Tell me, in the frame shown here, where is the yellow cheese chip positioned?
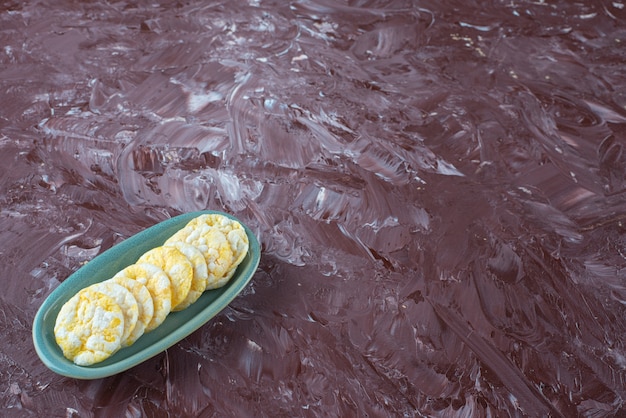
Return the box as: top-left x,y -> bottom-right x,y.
87,281 -> 139,347
137,246 -> 193,310
173,213 -> 249,289
184,213 -> 238,234
183,214 -> 249,265
214,228 -> 249,289
107,276 -> 154,346
166,223 -> 233,288
165,241 -> 208,310
54,288 -> 125,366
226,227 -> 249,268
113,263 -> 172,332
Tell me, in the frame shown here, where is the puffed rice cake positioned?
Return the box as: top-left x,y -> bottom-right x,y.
113,263 -> 172,332
88,281 -> 139,347
54,288 -> 125,366
137,246 -> 193,310
165,241 -> 209,311
108,276 -> 154,346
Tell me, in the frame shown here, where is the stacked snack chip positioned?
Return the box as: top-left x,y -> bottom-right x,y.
53,214 -> 249,366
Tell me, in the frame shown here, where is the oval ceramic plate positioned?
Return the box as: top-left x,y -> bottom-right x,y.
32,210 -> 260,379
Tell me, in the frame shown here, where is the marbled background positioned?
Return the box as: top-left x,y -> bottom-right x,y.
2,0 -> 626,416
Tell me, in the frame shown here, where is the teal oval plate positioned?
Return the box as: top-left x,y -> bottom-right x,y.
32,210 -> 260,380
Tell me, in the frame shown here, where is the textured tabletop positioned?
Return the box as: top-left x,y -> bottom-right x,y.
2,1 -> 626,416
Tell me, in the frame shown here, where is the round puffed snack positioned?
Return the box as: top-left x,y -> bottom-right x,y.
186,214 -> 248,264
166,223 -> 234,288
107,276 -> 154,346
175,213 -> 249,289
225,222 -> 249,267
113,263 -> 172,332
165,241 -> 208,310
137,246 -> 193,310
88,281 -> 139,347
185,213 -> 238,234
211,227 -> 249,289
54,288 -> 125,366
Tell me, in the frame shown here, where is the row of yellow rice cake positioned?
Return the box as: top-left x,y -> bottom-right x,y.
54,214 -> 249,366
